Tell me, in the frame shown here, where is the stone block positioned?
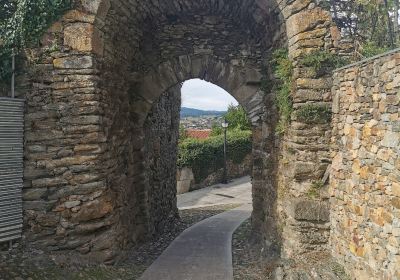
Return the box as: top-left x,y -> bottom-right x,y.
293,162 -> 315,181
176,167 -> 194,194
53,56 -> 94,69
286,8 -> 330,40
71,198 -> 113,222
382,131 -> 399,148
287,199 -> 330,222
64,23 -> 103,55
392,182 -> 400,197
23,188 -> 48,201
63,10 -> 95,23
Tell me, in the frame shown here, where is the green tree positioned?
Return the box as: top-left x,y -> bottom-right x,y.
211,104 -> 251,135
326,0 -> 400,56
211,122 -> 223,136
224,104 -> 251,131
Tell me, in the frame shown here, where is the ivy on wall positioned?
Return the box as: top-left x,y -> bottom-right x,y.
270,49 -> 293,135
177,130 -> 252,183
0,0 -> 71,82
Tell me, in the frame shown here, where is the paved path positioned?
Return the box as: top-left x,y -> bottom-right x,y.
177,176 -> 252,209
140,204 -> 252,280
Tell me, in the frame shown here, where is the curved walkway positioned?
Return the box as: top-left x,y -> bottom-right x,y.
140,204 -> 252,280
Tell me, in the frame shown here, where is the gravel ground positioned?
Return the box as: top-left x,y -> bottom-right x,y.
232,220 -> 351,280
0,204 -> 241,280
232,219 -> 278,280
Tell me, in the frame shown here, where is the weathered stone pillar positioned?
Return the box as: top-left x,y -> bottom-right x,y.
276,0 -> 340,258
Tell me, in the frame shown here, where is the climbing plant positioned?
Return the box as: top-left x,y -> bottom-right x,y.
0,0 -> 71,82
270,49 -> 293,135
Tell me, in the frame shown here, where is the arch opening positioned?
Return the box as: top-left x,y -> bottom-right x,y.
181,78 -> 239,112
143,78 -> 254,237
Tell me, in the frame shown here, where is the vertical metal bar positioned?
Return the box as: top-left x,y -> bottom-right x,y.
11,53 -> 15,98
223,124 -> 227,184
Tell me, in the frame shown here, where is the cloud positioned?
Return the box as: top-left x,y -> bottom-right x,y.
181,79 -> 238,111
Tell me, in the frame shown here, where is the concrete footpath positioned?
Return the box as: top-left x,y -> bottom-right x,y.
177,176 -> 252,209
140,204 -> 252,280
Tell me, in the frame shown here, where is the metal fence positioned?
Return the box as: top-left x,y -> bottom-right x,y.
0,97 -> 24,244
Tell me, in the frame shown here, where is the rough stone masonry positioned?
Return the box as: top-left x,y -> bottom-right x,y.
331,50 -> 400,280
15,0 -> 347,268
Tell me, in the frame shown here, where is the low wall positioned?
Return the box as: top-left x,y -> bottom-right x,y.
331,50 -> 400,279
177,154 -> 252,194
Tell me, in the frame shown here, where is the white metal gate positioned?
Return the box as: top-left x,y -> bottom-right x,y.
0,97 -> 24,244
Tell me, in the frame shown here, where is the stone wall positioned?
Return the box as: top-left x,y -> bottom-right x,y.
331,50 -> 400,279
144,89 -> 181,234
177,154 -> 252,194
177,168 -> 195,195
17,0 -> 341,264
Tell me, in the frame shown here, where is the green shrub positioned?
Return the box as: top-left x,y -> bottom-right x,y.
271,49 -> 293,134
295,104 -> 331,124
271,49 -> 293,80
299,50 -> 349,76
360,42 -> 390,58
177,130 -> 252,183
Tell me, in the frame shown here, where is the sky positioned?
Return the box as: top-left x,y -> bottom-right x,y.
181,79 -> 238,111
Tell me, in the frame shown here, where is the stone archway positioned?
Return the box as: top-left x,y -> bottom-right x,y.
22,0 -> 338,263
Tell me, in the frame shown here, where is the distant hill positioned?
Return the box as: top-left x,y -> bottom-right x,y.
180,107 -> 226,117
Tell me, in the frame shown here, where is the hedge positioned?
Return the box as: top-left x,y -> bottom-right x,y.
177,130 -> 252,183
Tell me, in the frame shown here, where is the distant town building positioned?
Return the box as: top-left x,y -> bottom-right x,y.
180,115 -> 223,130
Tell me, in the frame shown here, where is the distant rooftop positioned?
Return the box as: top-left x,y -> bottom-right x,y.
186,129 -> 212,140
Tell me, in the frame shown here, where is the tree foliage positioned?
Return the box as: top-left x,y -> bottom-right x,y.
211,104 -> 251,136
325,0 -> 400,57
224,104 -> 251,131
